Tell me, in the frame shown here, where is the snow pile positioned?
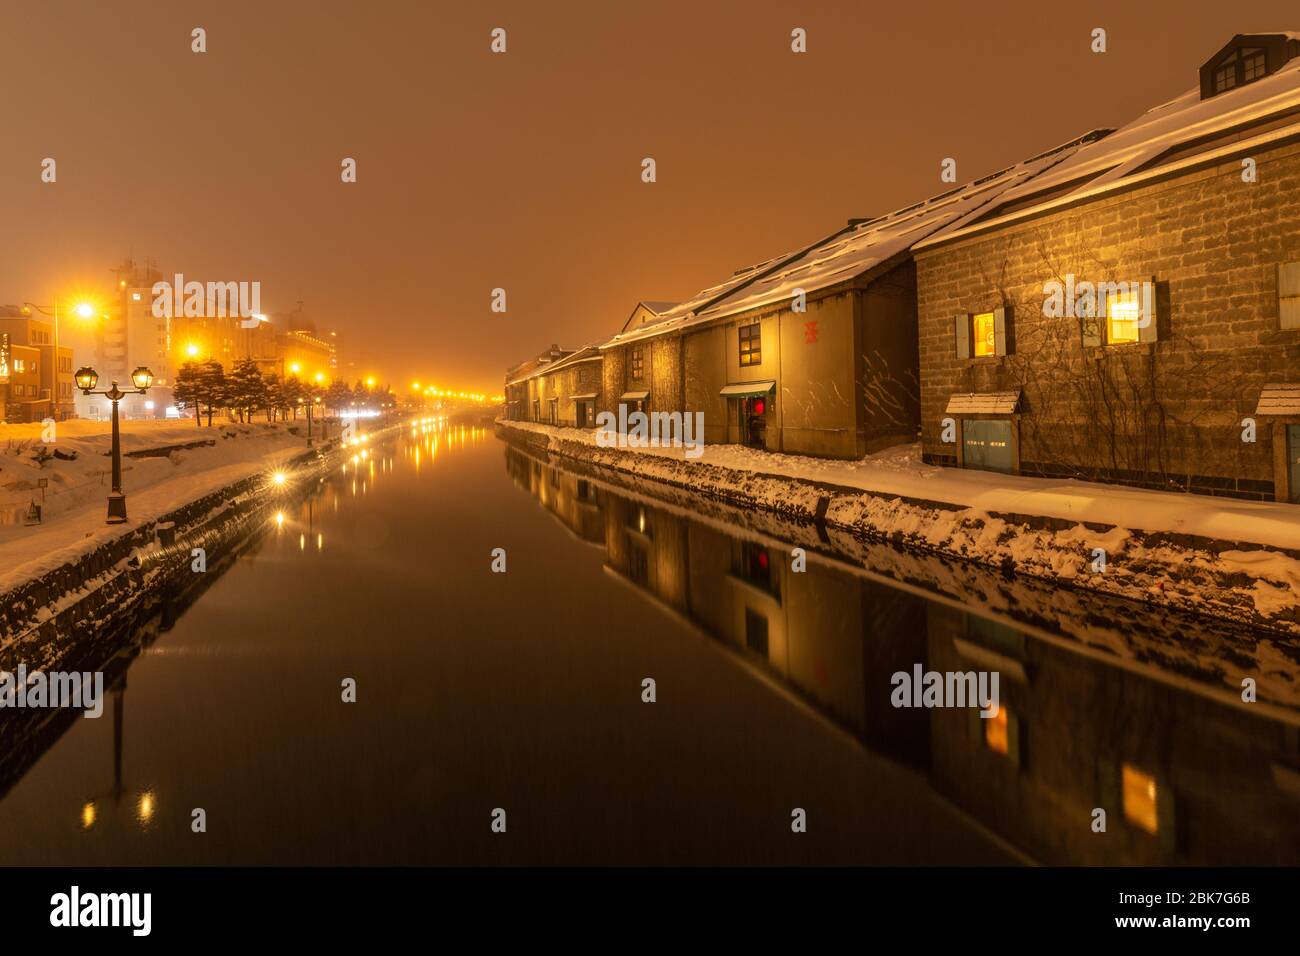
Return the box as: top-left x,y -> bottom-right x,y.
498,420 -> 1300,634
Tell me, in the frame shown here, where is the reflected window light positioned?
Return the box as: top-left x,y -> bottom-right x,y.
316,533 -> 323,551
984,706 -> 1010,755
81,801 -> 97,830
274,511 -> 285,528
1122,764 -> 1159,834
137,791 -> 155,824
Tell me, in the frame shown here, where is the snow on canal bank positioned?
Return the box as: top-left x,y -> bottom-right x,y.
498,420 -> 1300,634
0,419 -> 314,598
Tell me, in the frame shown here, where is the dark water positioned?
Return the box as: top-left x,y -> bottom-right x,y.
1,422 -> 1297,865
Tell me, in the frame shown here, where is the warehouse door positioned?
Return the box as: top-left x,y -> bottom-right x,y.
962,419 -> 1013,474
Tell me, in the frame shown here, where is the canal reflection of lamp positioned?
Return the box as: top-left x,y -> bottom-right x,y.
80,677 -> 155,832
75,365 -> 155,524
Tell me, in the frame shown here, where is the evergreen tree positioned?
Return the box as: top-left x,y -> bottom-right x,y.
228,359 -> 267,423
263,372 -> 284,422
196,359 -> 228,427
280,375 -> 305,419
326,378 -> 352,414
172,361 -> 204,428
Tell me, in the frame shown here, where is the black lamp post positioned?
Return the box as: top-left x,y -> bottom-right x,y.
306,395 -> 322,446
75,365 -> 154,524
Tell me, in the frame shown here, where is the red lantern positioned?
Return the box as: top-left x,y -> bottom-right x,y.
753,398 -> 765,416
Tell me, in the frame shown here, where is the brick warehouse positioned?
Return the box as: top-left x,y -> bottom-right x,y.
914,32 -> 1300,503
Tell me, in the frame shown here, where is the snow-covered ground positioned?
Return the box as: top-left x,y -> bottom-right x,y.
500,420 -> 1300,551
0,419 -> 314,596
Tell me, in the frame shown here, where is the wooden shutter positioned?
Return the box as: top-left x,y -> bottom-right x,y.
1279,261 -> 1300,330
954,314 -> 970,359
993,305 -> 1012,355
1138,276 -> 1159,343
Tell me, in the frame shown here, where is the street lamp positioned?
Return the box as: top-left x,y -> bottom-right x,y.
303,394 -> 324,446
22,298 -> 97,421
75,365 -> 154,524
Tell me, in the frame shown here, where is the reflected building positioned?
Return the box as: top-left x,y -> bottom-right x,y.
505,441 -> 1300,865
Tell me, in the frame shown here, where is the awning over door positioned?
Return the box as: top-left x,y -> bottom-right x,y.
571,392 -> 598,401
1254,383 -> 1300,415
618,390 -> 649,402
719,380 -> 776,398
945,390 -> 1021,415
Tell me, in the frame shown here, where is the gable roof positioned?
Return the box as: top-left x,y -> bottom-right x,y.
618,300 -> 681,334
511,345 -> 604,384
918,32 -> 1300,249
600,129 -> 1109,349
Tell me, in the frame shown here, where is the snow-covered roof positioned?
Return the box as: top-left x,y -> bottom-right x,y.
947,390 -> 1021,415
601,252 -> 817,349
918,32 -> 1300,249
511,345 -> 603,384
599,131 -> 1108,349
1255,383 -> 1300,415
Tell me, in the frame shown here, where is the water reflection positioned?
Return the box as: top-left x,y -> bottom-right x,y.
505,442 -> 1300,866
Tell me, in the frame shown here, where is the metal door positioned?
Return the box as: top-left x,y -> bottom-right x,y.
962,419 -> 1013,474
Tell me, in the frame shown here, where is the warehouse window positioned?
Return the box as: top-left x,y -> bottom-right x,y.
1214,48 -> 1266,94
954,307 -> 1012,358
738,322 -> 761,366
972,312 -> 996,357
1106,289 -> 1143,345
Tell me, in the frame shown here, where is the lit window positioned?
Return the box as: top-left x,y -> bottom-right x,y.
739,322 -> 761,366
1122,764 -> 1159,834
1106,290 -> 1142,344
972,312 -> 996,356
630,348 -> 644,379
984,706 -> 1010,755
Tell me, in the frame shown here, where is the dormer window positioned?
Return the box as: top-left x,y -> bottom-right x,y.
1213,48 -> 1266,93
1199,34 -> 1300,100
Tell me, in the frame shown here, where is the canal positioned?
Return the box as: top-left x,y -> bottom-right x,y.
0,421 -> 1296,865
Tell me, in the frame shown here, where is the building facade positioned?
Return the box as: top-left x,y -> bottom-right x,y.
914,33 -> 1300,502
0,310 -> 75,423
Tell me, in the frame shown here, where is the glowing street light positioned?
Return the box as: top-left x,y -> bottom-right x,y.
22,297 -> 102,421
75,365 -> 155,523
